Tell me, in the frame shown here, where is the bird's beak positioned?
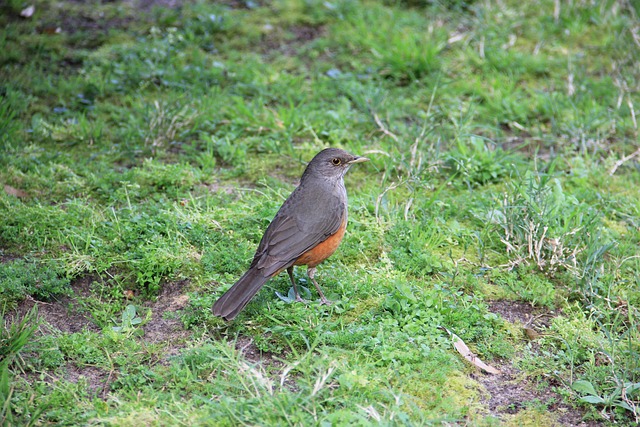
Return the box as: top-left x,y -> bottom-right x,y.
348,156 -> 369,164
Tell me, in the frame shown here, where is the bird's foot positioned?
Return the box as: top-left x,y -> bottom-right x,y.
319,298 -> 333,306
294,295 -> 309,304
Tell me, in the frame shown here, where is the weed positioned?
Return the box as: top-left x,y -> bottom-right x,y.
143,100 -> 199,151
1,305 -> 38,365
446,136 -> 512,187
489,167 -> 603,274
330,3 -> 448,81
0,306 -> 47,426
573,379 -> 640,419
111,304 -> 144,337
0,259 -> 71,309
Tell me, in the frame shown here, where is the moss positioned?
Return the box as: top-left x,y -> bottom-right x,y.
442,372 -> 485,420
506,408 -> 560,427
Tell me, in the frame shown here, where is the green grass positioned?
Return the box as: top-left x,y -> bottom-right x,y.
1,0 -> 640,424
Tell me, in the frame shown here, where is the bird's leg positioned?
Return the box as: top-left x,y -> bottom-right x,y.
307,267 -> 332,305
287,266 -> 307,303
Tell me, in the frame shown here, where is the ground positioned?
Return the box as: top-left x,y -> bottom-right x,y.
8,272 -> 599,425
1,0 -> 639,425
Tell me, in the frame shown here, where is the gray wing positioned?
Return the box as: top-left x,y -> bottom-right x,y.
250,185 -> 345,277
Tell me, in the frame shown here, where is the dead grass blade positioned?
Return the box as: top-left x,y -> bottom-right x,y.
441,326 -> 500,375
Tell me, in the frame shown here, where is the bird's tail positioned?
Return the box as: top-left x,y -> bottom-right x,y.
212,268 -> 269,321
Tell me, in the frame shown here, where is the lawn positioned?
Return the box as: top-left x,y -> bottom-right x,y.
1,0 -> 639,425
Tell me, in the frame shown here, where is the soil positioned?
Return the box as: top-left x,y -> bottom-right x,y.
9,0 -> 187,44
141,279 -> 192,357
11,273 -> 194,397
234,336 -> 301,392
6,276 -> 605,422
489,299 -> 557,329
235,336 -> 282,365
16,275 -> 101,334
474,364 -> 601,426
260,24 -> 325,57
65,364 -> 113,397
479,300 -> 602,426
0,252 -> 21,263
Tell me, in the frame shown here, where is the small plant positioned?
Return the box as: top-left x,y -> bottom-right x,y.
573,379 -> 640,422
0,259 -> 71,310
1,305 -> 38,364
446,136 -> 510,187
488,169 -> 602,275
111,305 -> 143,337
275,284 -> 312,303
144,100 -> 199,151
0,306 -> 46,426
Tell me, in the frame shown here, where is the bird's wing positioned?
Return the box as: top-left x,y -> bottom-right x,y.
251,184 -> 345,276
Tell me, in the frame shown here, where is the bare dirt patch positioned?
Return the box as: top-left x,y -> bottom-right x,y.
260,24 -> 325,57
11,275 -> 109,396
9,0 -> 185,47
65,364 -> 112,398
235,336 -> 283,367
477,300 -> 600,426
0,253 -> 22,263
17,275 -> 100,334
136,0 -> 185,10
235,336 -> 301,392
474,365 -> 600,426
15,279 -> 193,398
489,300 -> 557,330
62,0 -> 185,14
141,280 -> 192,358
290,25 -> 324,44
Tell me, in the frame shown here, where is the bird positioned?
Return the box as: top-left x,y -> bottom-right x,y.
212,148 -> 369,321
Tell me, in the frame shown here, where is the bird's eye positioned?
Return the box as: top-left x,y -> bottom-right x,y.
331,158 -> 341,165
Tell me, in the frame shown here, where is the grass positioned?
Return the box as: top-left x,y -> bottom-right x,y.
1,0 -> 640,424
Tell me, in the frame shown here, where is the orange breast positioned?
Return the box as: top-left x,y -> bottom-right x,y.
294,218 -> 347,268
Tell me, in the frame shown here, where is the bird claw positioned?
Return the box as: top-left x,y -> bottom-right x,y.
294,296 -> 333,306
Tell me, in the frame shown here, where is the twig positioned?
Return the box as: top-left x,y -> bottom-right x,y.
404,198 -> 413,221
533,41 -> 542,55
239,337 -> 254,354
26,295 -> 54,305
631,26 -> 640,48
372,112 -> 398,142
375,180 -> 402,223
628,94 -> 637,130
609,147 -> 640,176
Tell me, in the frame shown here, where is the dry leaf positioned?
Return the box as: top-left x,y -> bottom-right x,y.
524,327 -> 541,340
4,185 -> 28,198
21,5 -> 35,18
441,326 -> 500,374
40,27 -> 62,35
